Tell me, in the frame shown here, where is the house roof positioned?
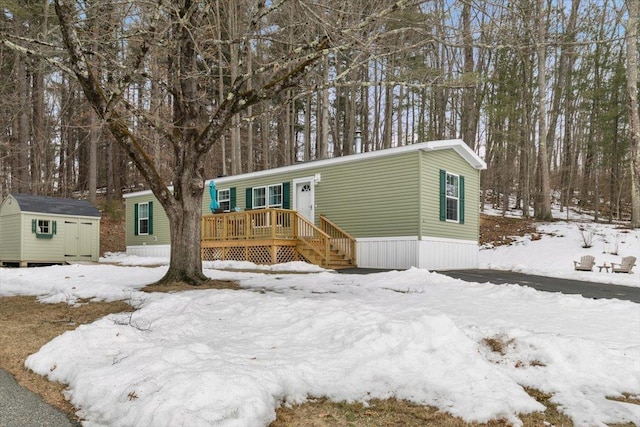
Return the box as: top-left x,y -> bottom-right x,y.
9,193 -> 101,217
124,139 -> 486,198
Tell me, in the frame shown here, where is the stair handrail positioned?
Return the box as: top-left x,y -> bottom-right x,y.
319,214 -> 356,263
295,213 -> 332,266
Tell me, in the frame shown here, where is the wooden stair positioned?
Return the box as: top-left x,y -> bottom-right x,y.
297,244 -> 354,269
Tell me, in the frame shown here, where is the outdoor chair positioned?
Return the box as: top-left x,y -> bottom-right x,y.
611,256 -> 637,274
573,255 -> 595,272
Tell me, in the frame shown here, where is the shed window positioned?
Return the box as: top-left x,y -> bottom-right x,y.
38,219 -> 51,234
439,170 -> 465,224
32,219 -> 56,238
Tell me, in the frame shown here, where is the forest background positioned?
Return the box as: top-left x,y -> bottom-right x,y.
1,0 -> 638,225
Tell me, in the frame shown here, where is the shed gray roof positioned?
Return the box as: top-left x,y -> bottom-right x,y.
10,193 -> 101,217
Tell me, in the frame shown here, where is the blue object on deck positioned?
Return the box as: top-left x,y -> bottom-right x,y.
209,181 -> 220,213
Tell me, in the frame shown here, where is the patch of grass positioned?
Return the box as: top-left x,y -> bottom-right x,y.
482,335 -> 515,356
0,296 -> 131,422
607,393 -> 640,405
271,393 -> 583,427
141,279 -> 240,293
480,214 -> 538,247
271,397 -> 503,427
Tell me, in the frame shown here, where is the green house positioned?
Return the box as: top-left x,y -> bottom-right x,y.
0,193 -> 101,267
124,139 -> 486,270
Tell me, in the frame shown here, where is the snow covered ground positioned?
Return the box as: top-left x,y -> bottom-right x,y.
0,214 -> 639,426
479,219 -> 640,288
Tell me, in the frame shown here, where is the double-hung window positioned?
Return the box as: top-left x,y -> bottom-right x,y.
218,189 -> 231,212
134,201 -> 153,236
252,184 -> 283,209
446,173 -> 459,222
439,170 -> 465,224
138,202 -> 149,235
252,187 -> 267,209
268,185 -> 283,208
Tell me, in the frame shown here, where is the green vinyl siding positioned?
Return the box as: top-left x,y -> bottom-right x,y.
202,151 -> 422,238
128,143 -> 482,247
420,150 -> 479,242
125,194 -> 170,246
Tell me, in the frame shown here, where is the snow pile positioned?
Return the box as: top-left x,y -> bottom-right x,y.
7,265 -> 637,426
0,263 -> 163,304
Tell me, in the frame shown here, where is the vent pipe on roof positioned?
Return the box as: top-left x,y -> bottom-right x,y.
354,130 -> 362,154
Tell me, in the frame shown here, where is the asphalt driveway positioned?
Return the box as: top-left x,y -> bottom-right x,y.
440,269 -> 640,303
338,268 -> 640,303
0,368 -> 77,427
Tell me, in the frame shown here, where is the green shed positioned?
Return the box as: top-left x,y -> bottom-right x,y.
123,139 -> 486,270
0,194 -> 101,267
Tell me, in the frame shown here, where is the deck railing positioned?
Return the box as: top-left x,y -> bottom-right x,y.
295,215 -> 332,266
202,208 -> 343,267
202,209 -> 296,241
320,214 -> 356,262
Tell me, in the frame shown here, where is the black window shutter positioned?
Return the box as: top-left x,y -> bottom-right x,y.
459,176 -> 465,224
32,219 -> 36,234
134,203 -> 139,235
282,182 -> 290,209
439,170 -> 446,221
245,188 -> 252,209
148,201 -> 153,234
230,187 -> 236,210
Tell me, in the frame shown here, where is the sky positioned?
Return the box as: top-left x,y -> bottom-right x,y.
0,215 -> 638,426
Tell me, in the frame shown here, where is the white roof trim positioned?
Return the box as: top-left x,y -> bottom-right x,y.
124,139 -> 486,198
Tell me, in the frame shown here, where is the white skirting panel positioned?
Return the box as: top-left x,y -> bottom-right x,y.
417,237 -> 479,270
356,237 -> 419,270
127,244 -> 170,258
356,236 -> 478,270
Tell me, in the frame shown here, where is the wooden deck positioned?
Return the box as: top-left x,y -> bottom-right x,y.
201,209 -> 355,269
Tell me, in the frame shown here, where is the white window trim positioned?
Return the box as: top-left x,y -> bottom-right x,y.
268,184 -> 283,208
445,172 -> 460,223
138,202 -> 150,235
252,186 -> 267,209
253,184 -> 283,209
218,188 -> 231,212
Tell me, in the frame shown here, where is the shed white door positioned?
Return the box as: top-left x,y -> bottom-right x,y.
65,220 -> 93,261
294,179 -> 314,223
64,221 -> 78,259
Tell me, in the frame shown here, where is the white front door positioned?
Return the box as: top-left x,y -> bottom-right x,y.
293,178 -> 315,223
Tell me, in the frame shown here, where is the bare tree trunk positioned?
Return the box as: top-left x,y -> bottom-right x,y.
535,0 -> 553,220
319,57 -> 330,159
87,107 -> 98,205
246,47 -> 254,173
304,94 -> 312,161
461,0 -> 477,149
627,0 -> 640,227
16,53 -> 30,193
